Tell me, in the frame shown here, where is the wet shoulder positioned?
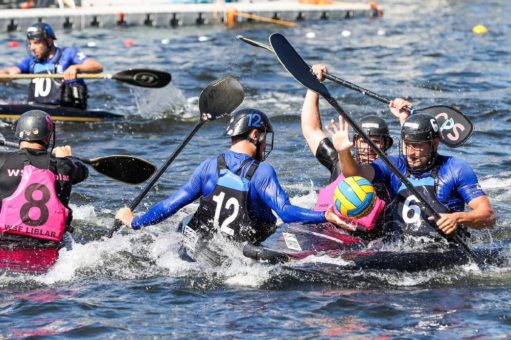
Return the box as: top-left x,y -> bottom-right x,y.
252,161 -> 276,179
437,155 -> 474,178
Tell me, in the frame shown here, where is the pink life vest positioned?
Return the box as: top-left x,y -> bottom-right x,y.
0,163 -> 68,242
314,174 -> 385,232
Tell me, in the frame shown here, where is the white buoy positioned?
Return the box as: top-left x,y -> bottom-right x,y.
86,41 -> 97,47
377,29 -> 385,36
306,31 -> 316,39
198,36 -> 209,42
341,30 -> 351,37
161,38 -> 170,45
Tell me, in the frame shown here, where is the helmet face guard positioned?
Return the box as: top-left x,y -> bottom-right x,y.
400,139 -> 437,173
258,129 -> 274,161
353,135 -> 390,164
352,115 -> 393,164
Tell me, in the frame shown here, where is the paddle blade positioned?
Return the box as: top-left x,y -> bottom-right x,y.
237,35 -> 274,53
269,33 -> 331,98
413,105 -> 473,147
112,69 -> 171,88
199,76 -> 244,121
88,155 -> 156,185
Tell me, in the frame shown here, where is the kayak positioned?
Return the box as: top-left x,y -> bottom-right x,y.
0,243 -> 59,274
243,223 -> 509,272
0,103 -> 124,122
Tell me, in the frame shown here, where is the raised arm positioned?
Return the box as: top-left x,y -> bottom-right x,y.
301,64 -> 329,155
327,116 -> 375,181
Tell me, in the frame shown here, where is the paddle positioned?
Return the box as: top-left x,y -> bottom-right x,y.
0,139 -> 156,185
237,35 -> 473,148
268,32 -> 484,265
107,75 -> 245,237
0,69 -> 171,88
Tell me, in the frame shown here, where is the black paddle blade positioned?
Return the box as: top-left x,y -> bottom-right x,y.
412,105 -> 473,148
199,76 -> 244,121
88,155 -> 156,185
112,69 -> 171,88
269,33 -> 331,98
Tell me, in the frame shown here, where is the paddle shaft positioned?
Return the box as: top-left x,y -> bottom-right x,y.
108,121 -> 204,236
323,73 -> 397,108
0,69 -> 171,88
0,73 -> 119,80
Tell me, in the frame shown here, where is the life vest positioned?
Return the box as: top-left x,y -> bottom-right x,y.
28,48 -> 64,106
315,174 -> 386,233
183,154 -> 274,255
388,166 -> 453,239
0,154 -> 68,242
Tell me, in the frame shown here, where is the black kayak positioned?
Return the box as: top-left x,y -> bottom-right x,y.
243,223 -> 509,272
0,103 -> 124,122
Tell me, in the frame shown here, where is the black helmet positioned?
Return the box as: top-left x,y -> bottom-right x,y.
401,114 -> 440,172
226,108 -> 274,137
354,115 -> 393,150
401,114 -> 439,143
226,108 -> 274,160
15,110 -> 55,146
26,22 -> 57,41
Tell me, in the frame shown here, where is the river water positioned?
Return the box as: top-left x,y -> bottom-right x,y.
0,0 -> 510,337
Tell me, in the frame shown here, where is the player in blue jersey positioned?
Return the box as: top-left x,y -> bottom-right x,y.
329,106 -> 495,239
0,22 -> 103,109
116,108 -> 344,245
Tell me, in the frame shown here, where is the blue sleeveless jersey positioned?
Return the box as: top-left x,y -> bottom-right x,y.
371,154 -> 485,212
16,47 -> 88,85
131,150 -> 326,229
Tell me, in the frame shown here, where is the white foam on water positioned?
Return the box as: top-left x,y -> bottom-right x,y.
68,203 -> 97,220
131,83 -> 190,120
2,184 -> 507,288
306,32 -> 316,39
479,173 -> 511,202
292,254 -> 353,267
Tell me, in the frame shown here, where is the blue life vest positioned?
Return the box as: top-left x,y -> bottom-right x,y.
184,154 -> 273,256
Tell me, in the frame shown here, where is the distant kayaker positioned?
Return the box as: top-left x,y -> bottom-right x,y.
0,22 -> 103,109
302,64 -> 397,240
331,108 -> 496,239
0,110 -> 88,248
116,108 -> 345,257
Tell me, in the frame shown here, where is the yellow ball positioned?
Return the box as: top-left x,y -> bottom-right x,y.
333,176 -> 375,218
472,24 -> 488,35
